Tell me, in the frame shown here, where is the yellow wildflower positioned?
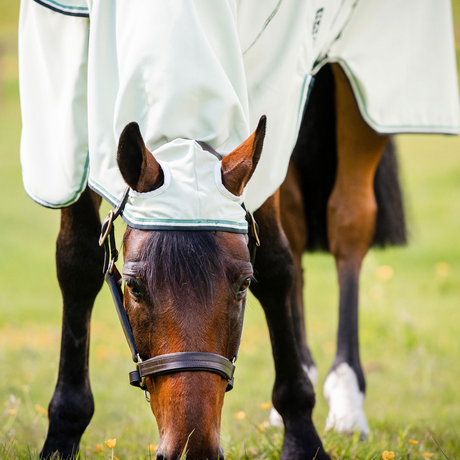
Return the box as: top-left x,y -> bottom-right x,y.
105,438 -> 117,449
423,453 -> 434,458
376,266 -> 394,281
149,444 -> 158,453
96,443 -> 104,451
8,409 -> 17,416
409,439 -> 419,445
259,402 -> 271,410
382,451 -> 395,460
35,404 -> 48,416
257,420 -> 270,432
435,262 -> 449,276
113,456 -> 120,460
234,411 -> 246,420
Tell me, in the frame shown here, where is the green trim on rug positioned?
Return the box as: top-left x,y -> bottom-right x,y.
39,0 -> 88,11
312,58 -> 459,132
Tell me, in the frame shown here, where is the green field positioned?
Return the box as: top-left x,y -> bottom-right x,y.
1,1 -> 460,459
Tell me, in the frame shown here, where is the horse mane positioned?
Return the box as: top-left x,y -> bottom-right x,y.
125,230 -> 226,306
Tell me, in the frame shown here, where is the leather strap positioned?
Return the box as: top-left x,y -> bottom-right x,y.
130,352 -> 235,392
196,141 -> 221,160
105,265 -> 139,362
100,187 -> 130,273
243,203 -> 260,266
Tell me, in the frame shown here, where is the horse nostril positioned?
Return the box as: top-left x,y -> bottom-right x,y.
154,447 -> 165,460
155,447 -> 223,460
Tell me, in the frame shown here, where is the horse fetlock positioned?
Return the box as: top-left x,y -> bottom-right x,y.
323,362 -> 369,436
49,387 -> 94,419
269,365 -> 318,429
281,418 -> 330,460
272,378 -> 315,423
45,386 -> 95,444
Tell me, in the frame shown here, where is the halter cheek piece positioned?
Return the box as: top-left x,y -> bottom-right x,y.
99,186 -> 260,395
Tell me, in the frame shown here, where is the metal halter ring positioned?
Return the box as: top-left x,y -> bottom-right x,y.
99,210 -> 114,246
137,353 -> 147,390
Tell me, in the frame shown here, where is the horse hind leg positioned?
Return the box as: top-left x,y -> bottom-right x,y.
41,188 -> 104,459
323,63 -> 389,437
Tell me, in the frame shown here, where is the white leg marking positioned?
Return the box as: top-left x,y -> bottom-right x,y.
304,364 -> 318,387
323,363 -> 369,436
268,407 -> 284,428
268,365 -> 318,429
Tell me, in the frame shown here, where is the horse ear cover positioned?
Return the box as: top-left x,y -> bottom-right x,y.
117,122 -> 163,193
221,115 -> 266,196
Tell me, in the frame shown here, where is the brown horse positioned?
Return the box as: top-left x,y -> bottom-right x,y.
40,64 -> 405,460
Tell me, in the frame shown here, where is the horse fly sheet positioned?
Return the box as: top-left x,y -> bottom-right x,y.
19,0 -> 459,229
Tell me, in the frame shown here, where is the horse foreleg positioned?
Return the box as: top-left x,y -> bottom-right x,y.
323,64 -> 389,437
266,160 -> 317,429
41,188 -> 104,459
251,192 -> 329,460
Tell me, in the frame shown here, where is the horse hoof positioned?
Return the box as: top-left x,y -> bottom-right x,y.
323,363 -> 369,436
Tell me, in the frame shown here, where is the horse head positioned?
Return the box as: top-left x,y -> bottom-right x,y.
116,118 -> 266,460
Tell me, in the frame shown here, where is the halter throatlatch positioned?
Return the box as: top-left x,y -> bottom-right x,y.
99,186 -> 260,395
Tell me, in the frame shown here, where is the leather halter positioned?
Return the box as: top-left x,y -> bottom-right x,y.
99,185 -> 260,395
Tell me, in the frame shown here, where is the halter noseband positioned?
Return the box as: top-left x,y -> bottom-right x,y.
99,186 -> 260,395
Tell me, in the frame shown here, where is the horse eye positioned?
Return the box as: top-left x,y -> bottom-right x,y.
124,278 -> 144,299
239,277 -> 251,293
242,277 -> 251,290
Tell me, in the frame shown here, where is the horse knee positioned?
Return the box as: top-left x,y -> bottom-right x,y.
56,234 -> 104,299
56,207 -> 104,301
251,238 -> 295,306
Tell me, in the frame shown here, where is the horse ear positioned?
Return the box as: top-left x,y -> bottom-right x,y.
117,122 -> 164,193
221,116 -> 266,196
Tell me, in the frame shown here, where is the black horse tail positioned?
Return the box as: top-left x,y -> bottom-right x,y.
291,64 -> 407,253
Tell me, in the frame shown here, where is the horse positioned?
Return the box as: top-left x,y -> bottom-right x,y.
37,62 -> 406,460
18,1 -> 457,459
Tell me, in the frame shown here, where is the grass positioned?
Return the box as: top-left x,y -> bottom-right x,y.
1,0 -> 460,458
